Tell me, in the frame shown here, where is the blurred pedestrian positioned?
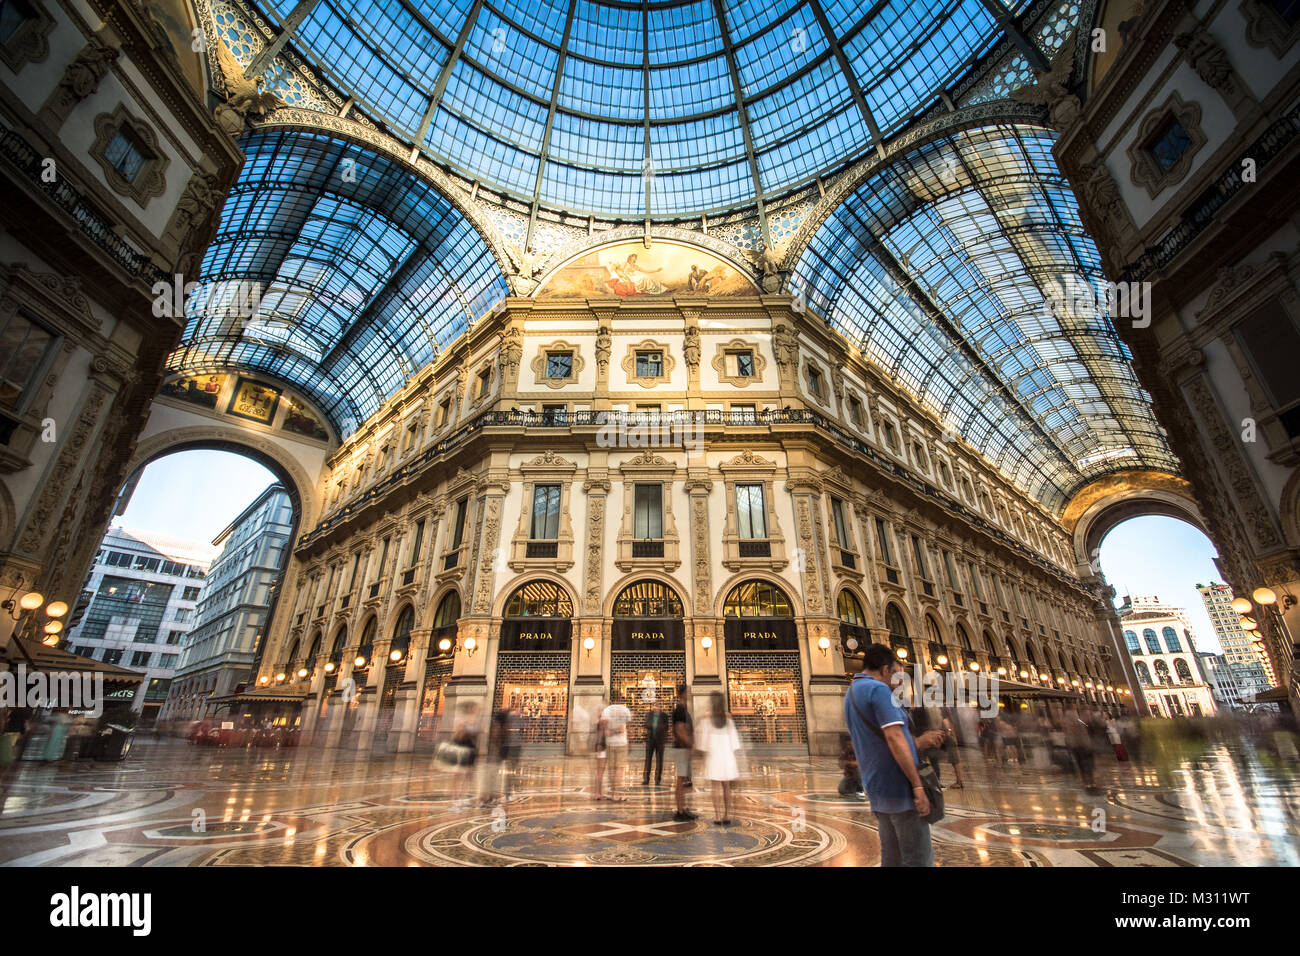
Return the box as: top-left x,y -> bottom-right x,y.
838,734 -> 864,797
671,684 -> 696,821
600,696 -> 632,801
447,702 -> 480,807
643,702 -> 667,786
940,705 -> 965,788
697,691 -> 742,825
482,705 -> 522,805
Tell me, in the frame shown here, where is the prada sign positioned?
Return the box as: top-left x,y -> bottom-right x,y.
611,619 -> 685,652
724,618 -> 798,651
499,619 -> 572,652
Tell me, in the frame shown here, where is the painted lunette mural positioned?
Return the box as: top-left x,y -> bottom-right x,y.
536,241 -> 756,299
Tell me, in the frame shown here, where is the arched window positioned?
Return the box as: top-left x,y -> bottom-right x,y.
1175,658 -> 1193,683
884,603 -> 908,637
724,580 -> 793,617
957,623 -> 973,650
356,617 -> 377,668
1153,659 -> 1171,685
306,631 -> 322,660
1143,629 -> 1161,655
434,592 -> 461,628
1025,642 -> 1038,665
613,580 -> 684,617
1124,629 -> 1140,653
391,605 -> 415,654
504,580 -> 573,617
1163,626 -> 1182,653
330,626 -> 347,659
925,614 -> 943,645
281,639 -> 299,671
1135,661 -> 1152,685
837,590 -> 865,626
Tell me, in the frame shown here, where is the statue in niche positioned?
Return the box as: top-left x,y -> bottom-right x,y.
683,325 -> 701,370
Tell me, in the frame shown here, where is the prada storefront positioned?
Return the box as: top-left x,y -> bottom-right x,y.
417,591 -> 460,748
495,581 -> 573,744
610,580 -> 686,744
722,580 -> 807,745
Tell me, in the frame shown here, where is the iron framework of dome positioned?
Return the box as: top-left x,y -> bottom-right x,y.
171,0 -> 1178,514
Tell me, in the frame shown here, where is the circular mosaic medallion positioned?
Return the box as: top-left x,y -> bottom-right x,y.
402,805 -> 845,866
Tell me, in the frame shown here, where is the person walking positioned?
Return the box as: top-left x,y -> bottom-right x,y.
670,684 -> 696,821
844,643 -> 946,867
643,702 -> 668,786
696,692 -> 742,825
600,696 -> 632,801
447,703 -> 480,808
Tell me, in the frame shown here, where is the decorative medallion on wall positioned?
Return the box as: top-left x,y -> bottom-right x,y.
535,240 -> 756,298
1126,92 -> 1207,199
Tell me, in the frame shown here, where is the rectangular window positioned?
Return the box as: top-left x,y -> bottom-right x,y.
173,608 -> 189,622
831,498 -> 851,548
807,366 -> 822,396
541,403 -> 566,424
1235,301 -> 1300,436
411,520 -> 425,565
531,484 -> 561,539
477,368 -> 490,397
103,649 -> 124,666
634,484 -> 663,539
377,537 -> 391,580
733,351 -> 755,377
848,397 -> 863,425
438,398 -> 450,426
943,551 -> 959,590
105,127 -> 147,182
0,1 -> 35,44
451,497 -> 469,550
735,484 -> 767,539
160,654 -> 178,668
545,351 -> 573,378
1146,117 -> 1191,173
131,651 -> 152,667
911,536 -> 929,578
875,518 -> 894,565
635,351 -> 663,377
968,563 -> 985,600
0,312 -> 58,412
732,404 -> 756,424
348,552 -> 361,590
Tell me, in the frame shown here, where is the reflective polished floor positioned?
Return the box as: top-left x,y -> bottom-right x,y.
1,735 -> 1297,866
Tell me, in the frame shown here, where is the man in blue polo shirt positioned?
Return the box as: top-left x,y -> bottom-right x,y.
844,643 -> 947,867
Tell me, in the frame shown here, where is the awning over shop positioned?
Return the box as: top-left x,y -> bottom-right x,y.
1250,686 -> 1290,703
993,677 -> 1083,700
210,686 -> 310,705
2,637 -> 145,685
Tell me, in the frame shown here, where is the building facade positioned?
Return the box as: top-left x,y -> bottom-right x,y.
1059,0 -> 1300,712
62,525 -> 210,722
1119,595 -> 1218,717
257,295 -> 1130,757
1198,581 -> 1277,698
1197,650 -> 1246,709
160,483 -> 292,722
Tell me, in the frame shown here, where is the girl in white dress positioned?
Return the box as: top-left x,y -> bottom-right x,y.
696,691 -> 742,825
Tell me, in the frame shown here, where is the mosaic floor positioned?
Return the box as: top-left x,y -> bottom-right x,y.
1,736 -> 1297,866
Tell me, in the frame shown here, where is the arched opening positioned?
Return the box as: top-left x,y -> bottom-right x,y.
837,590 -> 869,674
722,579 -> 805,746
416,591 -> 461,748
610,579 -> 687,745
64,446 -> 298,728
372,604 -> 415,752
883,602 -> 913,664
496,580 -> 574,745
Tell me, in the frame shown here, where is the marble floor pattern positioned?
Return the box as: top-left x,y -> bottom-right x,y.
1,737 -> 1297,866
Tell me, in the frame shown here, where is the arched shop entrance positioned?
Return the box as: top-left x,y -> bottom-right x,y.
339,617 -> 376,740
722,580 -> 807,745
495,580 -> 574,745
610,579 -> 687,744
416,591 -> 460,747
837,590 -> 869,675
373,605 -> 414,752
313,624 -> 346,736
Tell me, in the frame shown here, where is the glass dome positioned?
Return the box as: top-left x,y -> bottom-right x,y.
242,0 -> 1034,219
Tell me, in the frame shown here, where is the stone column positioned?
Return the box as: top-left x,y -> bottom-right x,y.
685,474 -> 719,686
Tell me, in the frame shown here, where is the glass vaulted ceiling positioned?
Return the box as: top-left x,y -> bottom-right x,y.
794,124 -> 1178,513
249,0 -> 1034,218
168,129 -> 508,429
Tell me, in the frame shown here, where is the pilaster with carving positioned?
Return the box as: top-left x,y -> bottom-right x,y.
685,473 -> 713,616
582,476 -> 610,615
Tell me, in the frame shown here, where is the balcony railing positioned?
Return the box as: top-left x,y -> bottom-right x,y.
526,541 -> 558,558
632,539 -> 665,558
738,540 -> 771,558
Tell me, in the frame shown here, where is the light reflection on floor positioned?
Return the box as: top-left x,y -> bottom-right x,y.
0,736 -> 1296,866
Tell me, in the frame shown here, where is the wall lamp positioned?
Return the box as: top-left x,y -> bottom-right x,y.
700,636 -> 713,657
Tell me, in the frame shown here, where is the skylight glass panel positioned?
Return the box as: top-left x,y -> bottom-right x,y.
721,0 -> 801,44
490,0 -> 570,46
647,0 -> 723,63
648,58 -> 733,119
558,55 -> 644,120
568,0 -> 643,65
466,6 -> 560,100
733,3 -> 825,94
